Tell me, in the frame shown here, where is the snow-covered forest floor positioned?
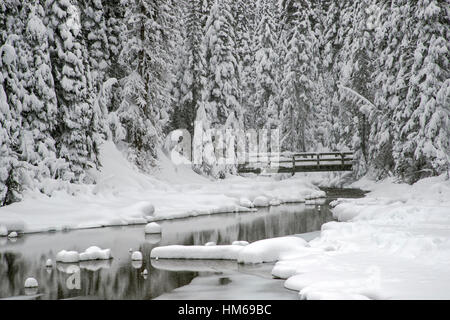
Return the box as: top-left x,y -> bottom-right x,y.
0,141 -> 327,234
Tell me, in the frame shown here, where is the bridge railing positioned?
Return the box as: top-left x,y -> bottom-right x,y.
239,151 -> 354,173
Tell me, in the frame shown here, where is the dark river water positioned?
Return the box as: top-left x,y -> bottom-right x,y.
0,188 -> 365,300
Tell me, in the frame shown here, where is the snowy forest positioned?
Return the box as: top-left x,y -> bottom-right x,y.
0,0 -> 449,206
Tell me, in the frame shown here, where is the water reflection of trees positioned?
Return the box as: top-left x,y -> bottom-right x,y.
0,249 -> 196,300
0,202 -> 334,299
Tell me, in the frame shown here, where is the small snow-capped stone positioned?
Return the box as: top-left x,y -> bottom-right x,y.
144,222 -> 161,234
131,251 -> 143,261
8,231 -> 18,238
129,248 -> 133,253
0,225 -> 7,237
205,242 -> 216,246
24,277 -> 38,288
56,250 -> 80,263
46,259 -> 52,267
253,196 -> 270,207
232,241 -> 249,246
141,269 -> 148,276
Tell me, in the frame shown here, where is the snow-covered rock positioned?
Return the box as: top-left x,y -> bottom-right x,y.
131,251 -> 143,261
24,278 -> 38,288
253,196 -> 270,207
45,259 -> 52,268
56,250 -> 80,263
79,246 -> 112,261
204,242 -> 216,246
7,231 -> 18,238
144,222 -> 161,234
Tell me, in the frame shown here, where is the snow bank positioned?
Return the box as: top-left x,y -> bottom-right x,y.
0,141 -> 324,233
270,175 -> 450,299
232,241 -> 249,246
56,246 -> 112,263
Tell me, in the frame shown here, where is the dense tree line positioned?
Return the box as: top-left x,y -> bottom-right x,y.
0,0 -> 448,205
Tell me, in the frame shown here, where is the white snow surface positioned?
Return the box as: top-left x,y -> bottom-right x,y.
150,236 -> 308,264
150,175 -> 450,299
151,245 -> 243,260
272,174 -> 450,300
0,141 -> 324,233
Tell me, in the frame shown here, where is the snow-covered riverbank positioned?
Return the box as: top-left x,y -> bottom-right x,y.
151,174 -> 450,300
0,142 -> 325,234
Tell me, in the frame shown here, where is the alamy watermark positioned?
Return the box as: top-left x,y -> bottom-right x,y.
168,121 -> 281,168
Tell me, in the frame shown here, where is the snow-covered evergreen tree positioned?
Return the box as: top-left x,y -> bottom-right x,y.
394,0 -> 450,182
118,0 -> 176,169
201,0 -> 242,127
0,42 -> 22,205
46,0 -> 100,182
169,0 -> 205,137
279,1 -> 316,152
79,0 -> 110,87
253,0 -> 279,130
20,2 -> 64,183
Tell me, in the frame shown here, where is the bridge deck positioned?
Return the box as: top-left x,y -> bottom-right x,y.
238,152 -> 354,174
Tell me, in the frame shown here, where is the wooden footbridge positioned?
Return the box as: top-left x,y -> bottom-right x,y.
238,151 -> 354,174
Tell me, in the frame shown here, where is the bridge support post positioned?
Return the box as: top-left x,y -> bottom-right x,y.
292,156 -> 295,176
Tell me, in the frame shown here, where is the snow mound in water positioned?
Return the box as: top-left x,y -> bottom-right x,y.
144,222 -> 161,234
253,196 -> 269,207
79,246 -> 112,261
131,251 -> 143,261
24,278 -> 38,288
